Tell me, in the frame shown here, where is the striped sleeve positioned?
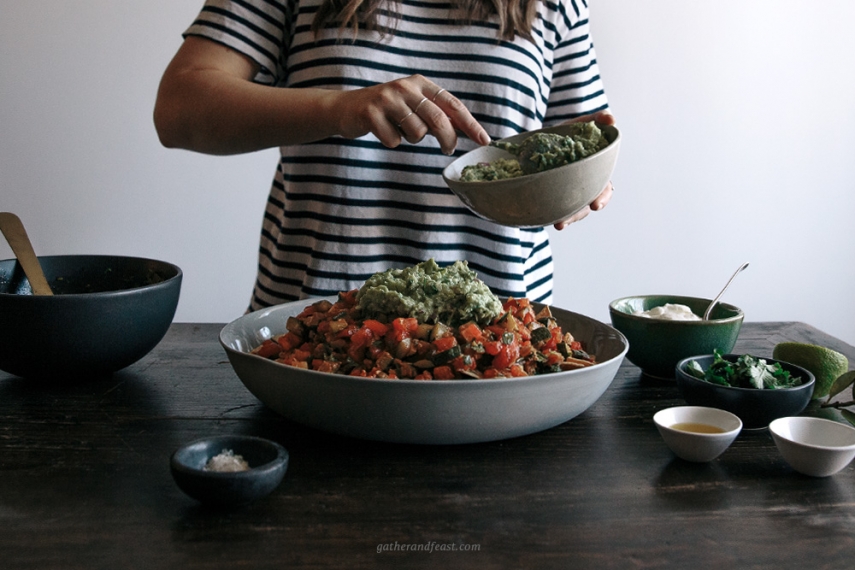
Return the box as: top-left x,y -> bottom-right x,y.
183,0 -> 293,84
543,0 -> 609,123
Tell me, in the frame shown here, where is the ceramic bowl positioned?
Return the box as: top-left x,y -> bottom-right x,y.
0,255 -> 182,379
220,297 -> 628,445
653,406 -> 743,462
608,295 -> 744,379
675,354 -> 815,430
441,124 -> 620,228
171,435 -> 289,507
769,417 -> 855,477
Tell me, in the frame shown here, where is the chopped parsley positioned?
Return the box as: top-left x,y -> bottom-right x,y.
686,350 -> 803,389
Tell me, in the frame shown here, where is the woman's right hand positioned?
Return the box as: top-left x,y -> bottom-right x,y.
330,74 -> 490,155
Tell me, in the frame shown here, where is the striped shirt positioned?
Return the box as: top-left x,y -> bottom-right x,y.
184,0 -> 608,311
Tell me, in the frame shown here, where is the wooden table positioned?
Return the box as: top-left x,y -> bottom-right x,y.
2,321 -> 854,569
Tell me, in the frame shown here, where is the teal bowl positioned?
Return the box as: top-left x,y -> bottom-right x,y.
608,295 -> 744,379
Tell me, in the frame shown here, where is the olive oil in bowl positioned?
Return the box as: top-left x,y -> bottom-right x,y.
670,422 -> 726,434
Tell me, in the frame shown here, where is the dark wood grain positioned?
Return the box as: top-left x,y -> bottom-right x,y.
1,322 -> 854,570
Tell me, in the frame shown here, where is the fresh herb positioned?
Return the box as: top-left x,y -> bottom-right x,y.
686,350 -> 803,389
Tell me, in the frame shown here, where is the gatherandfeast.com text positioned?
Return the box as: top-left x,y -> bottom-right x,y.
377,541 -> 481,554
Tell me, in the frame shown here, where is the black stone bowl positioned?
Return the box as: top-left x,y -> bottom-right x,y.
0,255 -> 182,379
171,436 -> 289,507
675,354 -> 815,429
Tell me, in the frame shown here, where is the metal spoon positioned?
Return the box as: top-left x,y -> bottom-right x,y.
703,262 -> 748,320
0,212 -> 53,295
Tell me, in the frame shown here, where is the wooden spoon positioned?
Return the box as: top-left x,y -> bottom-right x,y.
0,212 -> 54,295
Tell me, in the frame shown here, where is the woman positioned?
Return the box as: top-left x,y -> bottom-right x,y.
154,0 -> 614,311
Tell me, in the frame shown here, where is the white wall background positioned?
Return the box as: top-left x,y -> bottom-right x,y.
2,1 -> 854,346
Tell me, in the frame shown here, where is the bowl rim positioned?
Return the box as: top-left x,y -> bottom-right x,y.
442,124 -> 621,186
769,416 -> 855,451
0,254 -> 183,298
675,353 -> 816,393
608,294 -> 744,324
170,435 -> 289,478
218,297 -> 629,387
653,405 -> 743,436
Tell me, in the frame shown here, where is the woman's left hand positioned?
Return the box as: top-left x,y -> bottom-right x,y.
552,110 -> 615,231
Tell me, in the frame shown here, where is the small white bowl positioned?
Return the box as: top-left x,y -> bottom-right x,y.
653,406 -> 742,462
769,417 -> 855,477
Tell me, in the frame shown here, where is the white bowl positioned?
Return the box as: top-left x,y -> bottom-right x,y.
442,124 -> 620,228
220,297 -> 628,445
769,417 -> 855,477
653,406 -> 743,462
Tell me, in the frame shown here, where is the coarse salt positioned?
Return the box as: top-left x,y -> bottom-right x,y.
204,449 -> 250,472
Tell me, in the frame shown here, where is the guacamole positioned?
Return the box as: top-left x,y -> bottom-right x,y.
457,158 -> 523,182
356,259 -> 503,326
460,121 -> 610,181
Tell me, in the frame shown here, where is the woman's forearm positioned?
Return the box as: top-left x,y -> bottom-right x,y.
153,36 -> 489,156
153,38 -> 341,155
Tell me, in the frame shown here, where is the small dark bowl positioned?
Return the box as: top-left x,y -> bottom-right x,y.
609,295 -> 744,379
675,354 -> 816,429
171,436 -> 289,507
0,255 -> 182,379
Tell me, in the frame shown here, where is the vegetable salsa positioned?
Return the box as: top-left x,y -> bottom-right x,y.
251,291 -> 595,380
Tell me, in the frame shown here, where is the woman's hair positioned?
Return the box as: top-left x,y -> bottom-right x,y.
312,0 -> 540,41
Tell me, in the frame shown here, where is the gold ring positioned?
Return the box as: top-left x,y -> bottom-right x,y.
413,97 -> 429,114
431,88 -> 446,102
396,111 -> 415,128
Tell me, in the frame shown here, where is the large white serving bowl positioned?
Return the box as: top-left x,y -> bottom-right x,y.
219,297 -> 628,445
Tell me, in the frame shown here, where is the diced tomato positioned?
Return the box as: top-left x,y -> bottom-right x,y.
338,289 -> 358,305
255,340 -> 281,359
484,340 -> 503,356
433,365 -> 455,380
277,332 -> 302,351
280,356 -> 309,369
296,305 -> 316,319
486,324 -> 512,339
254,290 -> 592,382
458,322 -> 483,343
388,317 -> 419,343
336,324 -> 358,339
451,355 -> 475,372
509,363 -> 527,377
432,336 -> 457,352
492,343 -> 519,370
350,327 -> 374,349
362,319 -> 389,337
292,349 -> 311,362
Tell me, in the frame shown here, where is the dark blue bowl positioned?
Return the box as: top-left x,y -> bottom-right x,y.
0,255 -> 182,379
675,354 -> 815,429
171,436 -> 289,507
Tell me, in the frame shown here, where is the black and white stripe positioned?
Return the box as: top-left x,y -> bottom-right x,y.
184,0 -> 608,310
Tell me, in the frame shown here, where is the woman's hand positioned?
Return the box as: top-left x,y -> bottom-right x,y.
552,110 -> 616,231
331,74 -> 490,155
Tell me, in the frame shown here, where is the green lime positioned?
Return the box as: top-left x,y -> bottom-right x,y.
773,342 -> 849,400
